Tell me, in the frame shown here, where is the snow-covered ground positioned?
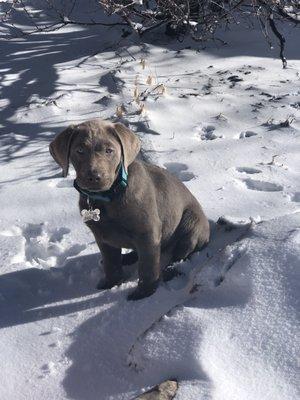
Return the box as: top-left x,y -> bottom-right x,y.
0,3 -> 299,399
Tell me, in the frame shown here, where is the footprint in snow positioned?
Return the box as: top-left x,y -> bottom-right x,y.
243,179 -> 283,192
199,125 -> 223,141
164,162 -> 195,182
4,222 -> 86,268
40,362 -> 57,377
236,167 -> 262,174
239,131 -> 258,139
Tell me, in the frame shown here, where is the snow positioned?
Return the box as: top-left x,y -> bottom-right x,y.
155,215 -> 300,400
0,2 -> 299,399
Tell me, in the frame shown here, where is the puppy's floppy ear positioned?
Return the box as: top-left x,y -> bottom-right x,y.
49,126 -> 76,177
113,122 -> 141,172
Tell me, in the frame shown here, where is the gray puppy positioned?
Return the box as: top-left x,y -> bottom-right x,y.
49,119 -> 209,300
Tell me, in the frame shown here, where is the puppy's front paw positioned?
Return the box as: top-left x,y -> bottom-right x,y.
96,277 -> 122,291
127,280 -> 159,301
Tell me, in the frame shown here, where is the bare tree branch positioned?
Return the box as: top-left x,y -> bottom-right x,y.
1,0 -> 299,65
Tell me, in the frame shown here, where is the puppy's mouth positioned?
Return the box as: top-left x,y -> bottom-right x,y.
75,179 -> 113,193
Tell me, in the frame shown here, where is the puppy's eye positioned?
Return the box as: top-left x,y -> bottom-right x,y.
76,147 -> 84,154
106,148 -> 114,154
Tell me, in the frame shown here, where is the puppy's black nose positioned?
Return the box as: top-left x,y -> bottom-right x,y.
87,169 -> 101,183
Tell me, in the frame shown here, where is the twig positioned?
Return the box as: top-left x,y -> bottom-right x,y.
268,13 -> 287,68
61,17 -> 127,27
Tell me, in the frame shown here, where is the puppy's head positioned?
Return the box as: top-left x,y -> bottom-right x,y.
49,119 -> 140,192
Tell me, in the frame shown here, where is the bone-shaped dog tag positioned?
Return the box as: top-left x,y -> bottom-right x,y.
81,208 -> 100,222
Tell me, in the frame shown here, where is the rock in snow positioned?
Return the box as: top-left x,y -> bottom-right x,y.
135,380 -> 178,399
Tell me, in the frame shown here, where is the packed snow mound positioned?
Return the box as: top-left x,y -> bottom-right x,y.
130,213 -> 300,400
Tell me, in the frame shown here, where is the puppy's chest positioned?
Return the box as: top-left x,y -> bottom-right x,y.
80,199 -> 134,247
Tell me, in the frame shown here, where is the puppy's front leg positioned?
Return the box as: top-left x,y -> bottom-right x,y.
127,236 -> 160,301
97,243 -> 123,290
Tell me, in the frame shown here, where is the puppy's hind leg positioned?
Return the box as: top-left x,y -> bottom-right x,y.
172,208 -> 209,263
158,245 -> 181,282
